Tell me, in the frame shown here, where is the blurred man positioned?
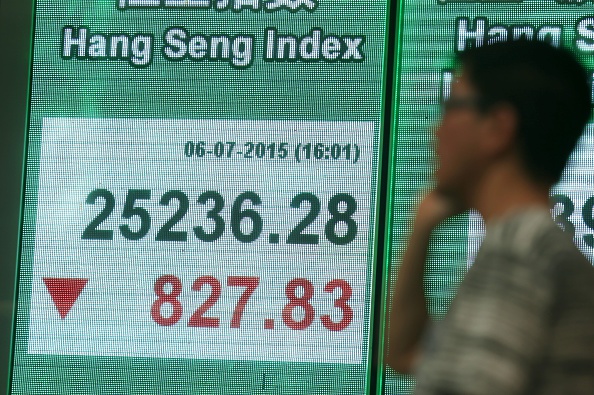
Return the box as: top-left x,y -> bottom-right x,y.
386,40 -> 594,394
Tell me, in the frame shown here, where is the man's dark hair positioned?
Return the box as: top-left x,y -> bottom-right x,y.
458,40 -> 591,184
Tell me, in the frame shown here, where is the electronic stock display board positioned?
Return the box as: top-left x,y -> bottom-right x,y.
12,0 -> 594,394
386,1 -> 594,393
10,0 -> 389,393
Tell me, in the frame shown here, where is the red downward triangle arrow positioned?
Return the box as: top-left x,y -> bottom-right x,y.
43,278 -> 88,319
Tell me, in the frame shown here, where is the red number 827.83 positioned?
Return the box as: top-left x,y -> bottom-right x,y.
150,275 -> 353,332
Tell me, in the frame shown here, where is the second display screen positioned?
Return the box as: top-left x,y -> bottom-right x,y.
386,1 -> 594,393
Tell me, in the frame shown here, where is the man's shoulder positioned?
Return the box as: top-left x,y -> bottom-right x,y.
416,209 -> 594,395
478,208 -> 590,271
466,208 -> 594,305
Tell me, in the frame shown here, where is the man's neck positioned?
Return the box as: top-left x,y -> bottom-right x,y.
470,162 -> 551,225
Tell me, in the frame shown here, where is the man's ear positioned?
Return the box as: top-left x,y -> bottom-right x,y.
483,103 -> 518,156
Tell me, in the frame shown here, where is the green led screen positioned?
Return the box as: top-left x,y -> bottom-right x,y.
385,1 -> 594,394
12,0 -> 594,393
10,0 -> 390,393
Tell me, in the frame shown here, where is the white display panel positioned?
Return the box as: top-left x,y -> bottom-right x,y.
28,118 -> 374,364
